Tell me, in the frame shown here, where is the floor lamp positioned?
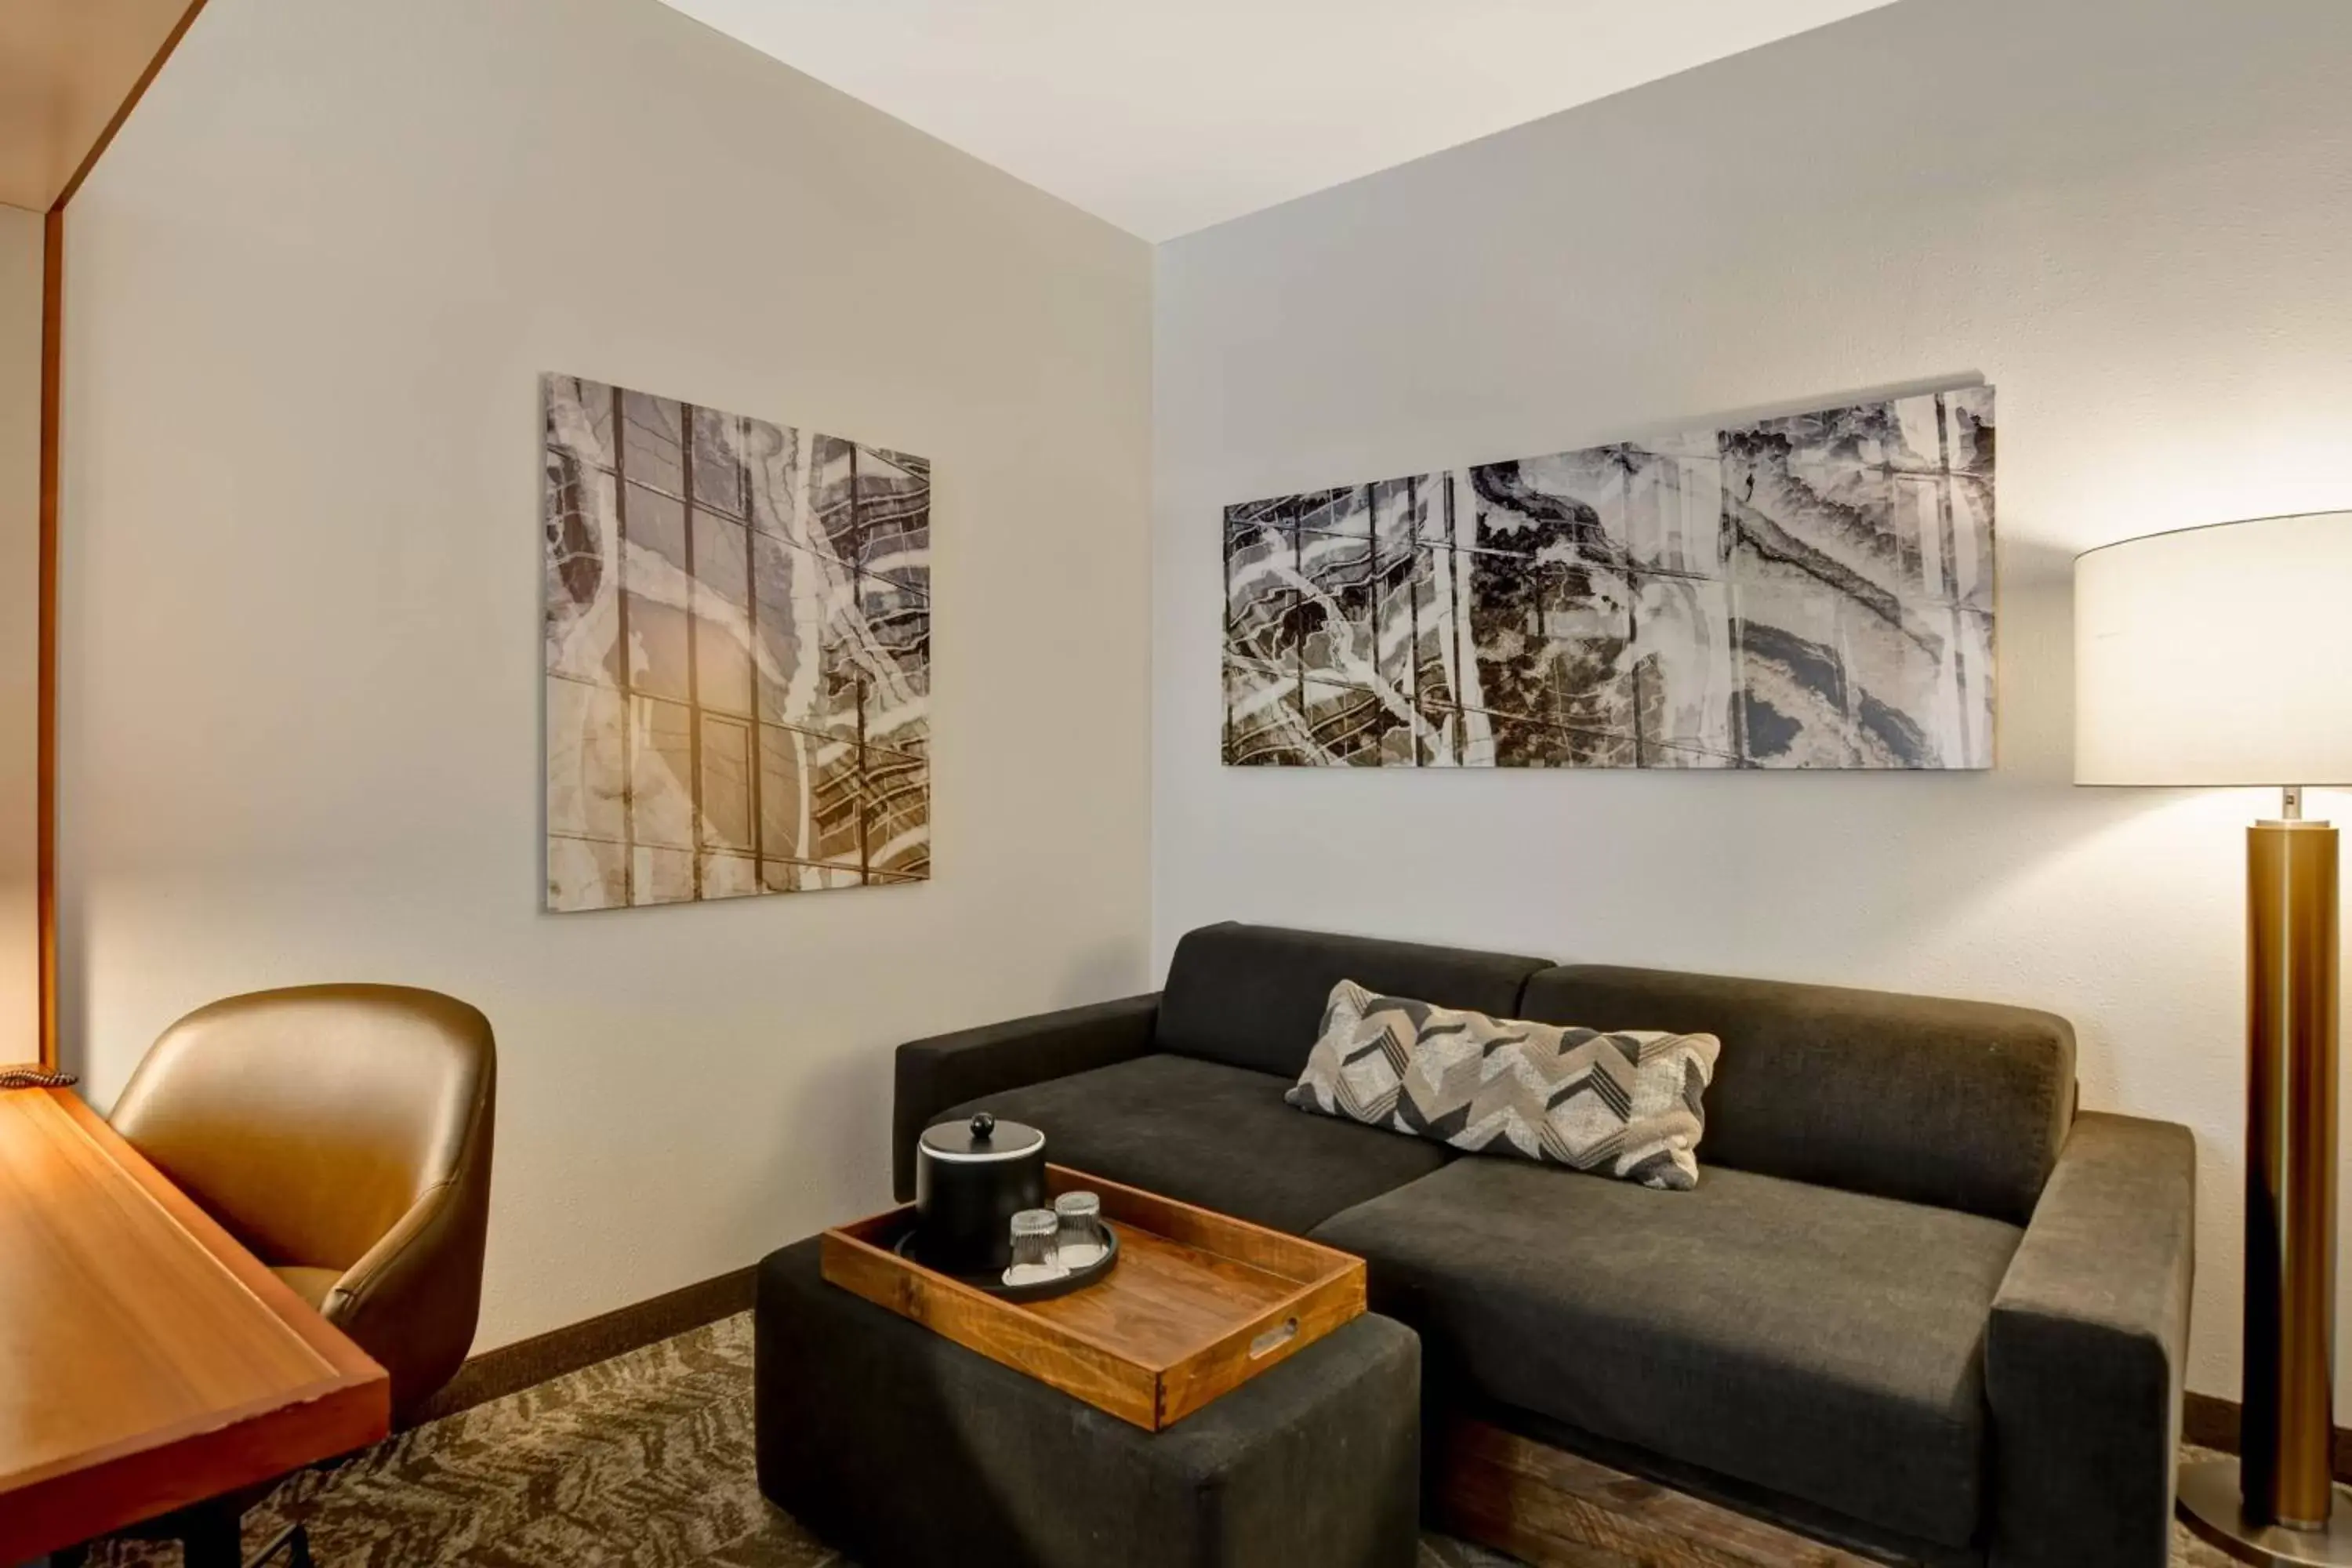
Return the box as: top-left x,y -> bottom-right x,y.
2077,510 -> 2352,1567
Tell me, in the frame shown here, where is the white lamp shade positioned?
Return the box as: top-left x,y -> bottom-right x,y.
2075,511 -> 2352,786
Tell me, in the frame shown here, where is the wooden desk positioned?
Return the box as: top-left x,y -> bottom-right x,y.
0,1087 -> 390,1563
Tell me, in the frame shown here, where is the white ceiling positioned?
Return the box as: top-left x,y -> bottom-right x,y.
657,0 -> 1897,241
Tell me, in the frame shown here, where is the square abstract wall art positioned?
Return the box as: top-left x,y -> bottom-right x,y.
1222,387 -> 1993,769
543,374 -> 930,911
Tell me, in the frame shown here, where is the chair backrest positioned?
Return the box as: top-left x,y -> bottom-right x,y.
111,984 -> 495,1276
1518,964 -> 2076,1225
1157,922 -> 1552,1080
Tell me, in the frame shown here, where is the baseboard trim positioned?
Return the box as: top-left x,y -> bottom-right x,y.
2182,1391 -> 2352,1483
405,1265 -> 757,1428
2184,1391 -> 2242,1458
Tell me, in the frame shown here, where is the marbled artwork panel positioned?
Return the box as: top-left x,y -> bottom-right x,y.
1225,657 -> 1308,767
1726,539 -> 1859,768
1221,387 -> 1994,770
543,373 -> 931,911
1632,574 -> 1737,766
1304,678 -> 1390,767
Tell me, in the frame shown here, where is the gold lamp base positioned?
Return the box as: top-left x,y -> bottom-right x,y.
2181,1460 -> 2352,1567
2187,808 -> 2344,1565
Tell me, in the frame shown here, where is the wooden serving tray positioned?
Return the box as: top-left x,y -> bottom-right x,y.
822,1165 -> 1367,1431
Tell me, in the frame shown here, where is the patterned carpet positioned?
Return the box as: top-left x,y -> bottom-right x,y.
86,1314 -> 1507,1568
85,1313 -> 2236,1567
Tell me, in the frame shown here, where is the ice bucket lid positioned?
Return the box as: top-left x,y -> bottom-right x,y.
919,1112 -> 1045,1162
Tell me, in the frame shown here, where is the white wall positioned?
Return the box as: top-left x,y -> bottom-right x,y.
60,0 -> 1153,1348
56,0 -> 2352,1405
0,205 -> 38,1062
1153,0 -> 2352,1404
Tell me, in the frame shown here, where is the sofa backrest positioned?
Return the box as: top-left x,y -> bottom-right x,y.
1159,922 -> 1551,1080
1518,964 -> 2076,1226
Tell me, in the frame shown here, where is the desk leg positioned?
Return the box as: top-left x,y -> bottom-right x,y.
181,1505 -> 241,1568
248,1526 -> 314,1568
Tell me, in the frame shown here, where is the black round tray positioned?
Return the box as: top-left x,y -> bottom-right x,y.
894,1221 -> 1120,1302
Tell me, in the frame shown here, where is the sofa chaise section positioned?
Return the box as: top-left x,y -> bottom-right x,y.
1312,961 -> 2194,1568
1313,1156 -> 2022,1559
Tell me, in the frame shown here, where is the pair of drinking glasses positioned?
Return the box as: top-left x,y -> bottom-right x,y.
1002,1190 -> 1107,1286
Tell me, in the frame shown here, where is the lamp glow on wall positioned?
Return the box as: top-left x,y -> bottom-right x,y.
2077,511 -> 2352,1567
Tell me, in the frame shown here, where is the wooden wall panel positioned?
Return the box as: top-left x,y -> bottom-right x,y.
5,0 -> 209,1070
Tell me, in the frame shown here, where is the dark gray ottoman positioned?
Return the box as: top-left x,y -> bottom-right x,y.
754,1236 -> 1421,1568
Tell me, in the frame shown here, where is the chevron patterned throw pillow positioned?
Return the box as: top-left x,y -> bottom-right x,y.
1284,978 -> 1721,1190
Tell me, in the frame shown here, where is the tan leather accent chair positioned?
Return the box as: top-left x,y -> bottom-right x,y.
110,983 -> 496,1421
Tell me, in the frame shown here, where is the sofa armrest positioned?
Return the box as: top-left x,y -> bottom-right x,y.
1985,1111 -> 2195,1568
892,993 -> 1160,1200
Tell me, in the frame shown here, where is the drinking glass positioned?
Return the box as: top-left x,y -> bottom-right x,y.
1053,1190 -> 1108,1269
1004,1208 -> 1066,1287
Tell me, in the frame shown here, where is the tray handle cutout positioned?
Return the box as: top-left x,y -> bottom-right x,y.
1250,1317 -> 1300,1359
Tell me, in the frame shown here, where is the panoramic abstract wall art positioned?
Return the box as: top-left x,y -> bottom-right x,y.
1222,387 -> 1994,770
543,375 -> 930,911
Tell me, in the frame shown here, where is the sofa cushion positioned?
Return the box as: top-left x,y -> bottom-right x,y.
1312,1155 -> 2022,1550
942,1053 -> 1454,1235
1158,922 -> 1551,1080
1519,965 -> 2074,1225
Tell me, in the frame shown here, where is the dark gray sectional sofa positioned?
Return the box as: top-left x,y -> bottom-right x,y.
893,922 -> 2196,1568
